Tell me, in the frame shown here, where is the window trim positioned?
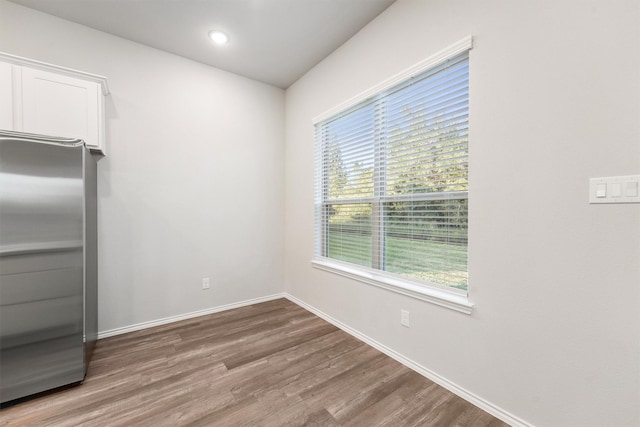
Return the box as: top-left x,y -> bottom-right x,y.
312,36 -> 474,314
311,257 -> 473,314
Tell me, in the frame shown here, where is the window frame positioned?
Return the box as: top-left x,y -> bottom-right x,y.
312,36 -> 474,314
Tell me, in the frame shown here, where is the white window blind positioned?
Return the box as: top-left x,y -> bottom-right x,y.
314,52 -> 469,294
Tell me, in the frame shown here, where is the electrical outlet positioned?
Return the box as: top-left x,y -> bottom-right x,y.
400,309 -> 410,327
202,277 -> 210,290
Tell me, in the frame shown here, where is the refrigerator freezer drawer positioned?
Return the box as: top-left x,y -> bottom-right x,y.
0,334 -> 85,403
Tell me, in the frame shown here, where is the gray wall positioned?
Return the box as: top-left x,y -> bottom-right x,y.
0,0 -> 286,333
284,1 -> 640,426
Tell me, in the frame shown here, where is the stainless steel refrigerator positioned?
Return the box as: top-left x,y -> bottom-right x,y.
0,130 -> 98,404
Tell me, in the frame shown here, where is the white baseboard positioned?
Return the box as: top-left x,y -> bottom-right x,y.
284,293 -> 532,427
97,293 -> 286,339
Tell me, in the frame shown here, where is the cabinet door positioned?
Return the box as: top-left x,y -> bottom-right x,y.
0,62 -> 12,130
20,67 -> 102,151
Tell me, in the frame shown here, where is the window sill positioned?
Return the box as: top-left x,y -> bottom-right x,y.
311,257 -> 473,315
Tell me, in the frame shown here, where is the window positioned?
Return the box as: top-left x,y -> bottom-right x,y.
314,40 -> 471,307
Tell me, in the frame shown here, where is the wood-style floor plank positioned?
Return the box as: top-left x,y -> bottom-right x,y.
0,298 -> 509,426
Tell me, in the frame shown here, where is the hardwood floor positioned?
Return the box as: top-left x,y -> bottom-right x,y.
0,298 -> 508,426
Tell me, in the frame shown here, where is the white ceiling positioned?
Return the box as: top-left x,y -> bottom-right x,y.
8,0 -> 396,88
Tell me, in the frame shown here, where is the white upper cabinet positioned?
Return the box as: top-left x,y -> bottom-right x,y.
0,52 -> 109,155
21,67 -> 101,150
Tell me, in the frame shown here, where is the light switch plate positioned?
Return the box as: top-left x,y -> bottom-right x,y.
589,175 -> 640,204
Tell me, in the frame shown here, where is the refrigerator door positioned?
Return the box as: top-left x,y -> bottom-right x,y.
0,132 -> 86,403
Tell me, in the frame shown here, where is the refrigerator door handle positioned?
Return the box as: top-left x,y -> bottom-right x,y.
0,129 -> 84,147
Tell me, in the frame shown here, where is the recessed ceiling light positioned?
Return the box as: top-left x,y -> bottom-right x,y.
208,30 -> 229,45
